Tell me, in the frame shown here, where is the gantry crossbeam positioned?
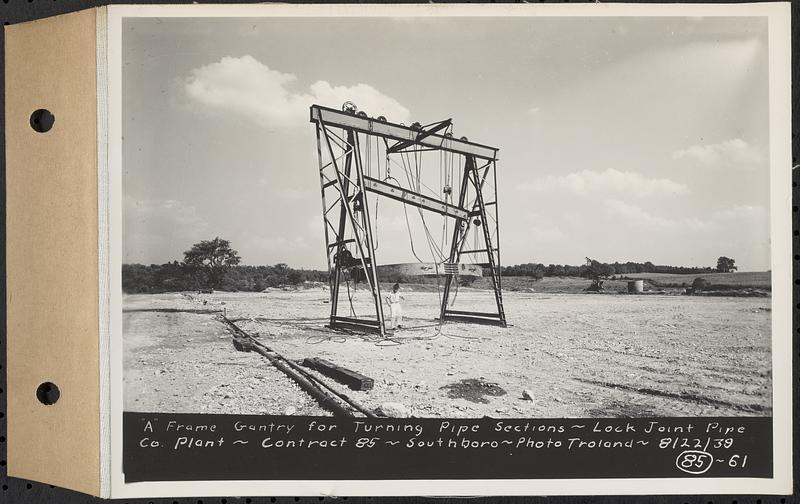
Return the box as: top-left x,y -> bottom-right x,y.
362,176 -> 469,219
310,105 -> 498,161
312,103 -> 506,337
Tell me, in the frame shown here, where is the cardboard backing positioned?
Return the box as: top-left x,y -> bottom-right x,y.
5,7 -> 101,496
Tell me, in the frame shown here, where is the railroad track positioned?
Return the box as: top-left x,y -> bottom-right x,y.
217,315 -> 377,418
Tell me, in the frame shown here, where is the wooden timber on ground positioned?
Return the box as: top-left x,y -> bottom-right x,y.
303,357 -> 374,391
442,309 -> 506,327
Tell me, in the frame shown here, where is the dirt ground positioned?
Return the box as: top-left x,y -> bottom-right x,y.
123,287 -> 772,418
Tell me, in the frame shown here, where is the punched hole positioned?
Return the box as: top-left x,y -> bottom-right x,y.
36,382 -> 60,405
29,109 -> 55,133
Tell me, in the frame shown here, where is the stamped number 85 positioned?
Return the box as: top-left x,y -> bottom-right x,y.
676,450 -> 714,475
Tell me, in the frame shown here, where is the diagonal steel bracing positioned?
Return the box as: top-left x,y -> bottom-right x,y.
313,104 -> 505,337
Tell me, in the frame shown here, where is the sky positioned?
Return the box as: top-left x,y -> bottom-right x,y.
122,15 -> 771,271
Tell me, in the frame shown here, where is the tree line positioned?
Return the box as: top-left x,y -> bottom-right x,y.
501,259 -> 732,280
122,238 -> 327,293
122,262 -> 328,293
121,237 -> 738,293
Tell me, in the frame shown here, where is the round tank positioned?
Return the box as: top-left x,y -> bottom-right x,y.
627,280 -> 644,293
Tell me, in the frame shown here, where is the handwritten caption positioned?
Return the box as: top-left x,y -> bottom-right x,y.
135,417 -> 755,476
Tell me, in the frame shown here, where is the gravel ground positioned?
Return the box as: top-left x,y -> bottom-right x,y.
123,287 -> 772,417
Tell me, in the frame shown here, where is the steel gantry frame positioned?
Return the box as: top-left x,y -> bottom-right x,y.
311,104 -> 506,336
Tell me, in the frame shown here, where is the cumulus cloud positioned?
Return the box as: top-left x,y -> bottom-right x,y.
520,168 -> 688,197
307,81 -> 410,123
177,55 -> 410,128
671,138 -> 764,169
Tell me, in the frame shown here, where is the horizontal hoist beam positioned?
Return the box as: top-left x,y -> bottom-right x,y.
362,176 -> 468,219
378,262 -> 484,278
310,105 -> 498,161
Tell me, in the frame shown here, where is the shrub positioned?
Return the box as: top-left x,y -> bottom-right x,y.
691,277 -> 710,293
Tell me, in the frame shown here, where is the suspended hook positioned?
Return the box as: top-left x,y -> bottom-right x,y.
352,192 -> 364,213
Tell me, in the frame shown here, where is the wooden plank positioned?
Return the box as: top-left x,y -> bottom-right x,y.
332,315 -> 381,326
445,309 -> 502,318
443,314 -> 507,327
330,319 -> 384,334
231,337 -> 254,353
303,357 -> 375,391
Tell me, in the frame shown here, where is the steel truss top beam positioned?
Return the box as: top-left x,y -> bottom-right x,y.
310,105 -> 498,161
386,119 -> 451,154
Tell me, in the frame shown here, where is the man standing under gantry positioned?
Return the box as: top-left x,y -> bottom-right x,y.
310,102 -> 506,337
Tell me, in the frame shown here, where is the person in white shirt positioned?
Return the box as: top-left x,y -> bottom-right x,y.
385,282 -> 404,330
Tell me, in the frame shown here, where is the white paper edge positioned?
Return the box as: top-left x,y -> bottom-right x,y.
96,4 -> 112,499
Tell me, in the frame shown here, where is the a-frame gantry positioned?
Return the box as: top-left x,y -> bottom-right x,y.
311,103 -> 505,337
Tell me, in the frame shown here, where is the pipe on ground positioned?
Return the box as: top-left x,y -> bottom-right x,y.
251,346 -> 355,418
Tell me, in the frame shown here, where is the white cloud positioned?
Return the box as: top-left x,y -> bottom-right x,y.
527,106 -> 541,115
712,204 -> 768,221
604,199 -> 712,231
605,201 -> 769,238
604,199 -> 676,228
178,55 -> 410,128
306,81 -> 410,123
524,212 -> 564,241
521,168 -> 688,197
671,138 -> 764,169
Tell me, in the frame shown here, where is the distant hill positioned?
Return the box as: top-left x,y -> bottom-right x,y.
467,271 -> 771,296
623,271 -> 771,289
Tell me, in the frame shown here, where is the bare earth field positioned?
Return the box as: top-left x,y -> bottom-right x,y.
123,285 -> 772,418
